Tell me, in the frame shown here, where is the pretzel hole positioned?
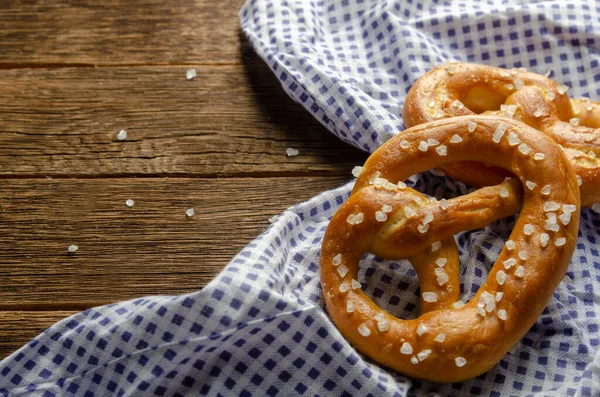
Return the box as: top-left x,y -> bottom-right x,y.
357,254 -> 421,320
462,85 -> 508,114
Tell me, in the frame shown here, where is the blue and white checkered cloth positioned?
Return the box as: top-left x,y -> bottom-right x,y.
1,1 -> 600,395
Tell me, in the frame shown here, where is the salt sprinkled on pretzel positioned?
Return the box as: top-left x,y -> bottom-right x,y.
403,63 -> 600,207
320,116 -> 580,383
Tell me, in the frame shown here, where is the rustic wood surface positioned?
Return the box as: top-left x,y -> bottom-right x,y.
0,0 -> 367,358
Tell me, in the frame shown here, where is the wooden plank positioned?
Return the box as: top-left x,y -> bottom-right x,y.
0,311 -> 78,360
0,65 -> 367,176
0,177 -> 349,307
0,0 -> 249,66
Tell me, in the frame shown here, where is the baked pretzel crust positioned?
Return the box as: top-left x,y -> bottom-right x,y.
321,116 -> 579,383
403,63 -> 600,206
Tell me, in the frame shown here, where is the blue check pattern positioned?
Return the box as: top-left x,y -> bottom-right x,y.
1,0 -> 600,396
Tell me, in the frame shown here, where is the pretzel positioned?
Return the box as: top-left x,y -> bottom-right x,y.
320,116 -> 580,383
402,63 -> 600,207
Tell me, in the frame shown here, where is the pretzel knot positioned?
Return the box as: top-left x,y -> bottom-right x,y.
320,116 -> 580,383
403,63 -> 600,207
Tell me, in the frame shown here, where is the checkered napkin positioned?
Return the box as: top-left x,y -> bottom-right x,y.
1,1 -> 600,396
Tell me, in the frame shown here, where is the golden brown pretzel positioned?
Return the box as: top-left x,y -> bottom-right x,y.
402,63 -> 600,207
320,116 -> 580,383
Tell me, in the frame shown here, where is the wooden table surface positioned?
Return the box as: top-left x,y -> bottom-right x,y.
0,0 -> 367,359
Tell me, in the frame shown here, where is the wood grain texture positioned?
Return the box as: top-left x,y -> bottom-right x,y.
0,0 -> 249,66
0,177 -> 348,307
0,311 -> 78,360
0,64 -> 367,176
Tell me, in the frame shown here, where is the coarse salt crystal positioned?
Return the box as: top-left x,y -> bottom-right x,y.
186,208 -> 195,217
499,187 -> 509,198
518,250 -> 528,260
117,129 -> 127,141
352,166 -> 363,177
411,356 -> 420,364
546,222 -> 560,232
534,109 -> 545,117
450,134 -> 463,143
125,199 -> 135,207
507,83 -> 515,90
452,300 -> 465,308
427,138 -> 440,146
417,323 -> 428,335
418,224 -> 429,234
495,292 -> 504,302
468,121 -> 477,132
346,300 -> 355,313
507,132 -> 521,146
418,141 -> 429,151
439,199 -> 449,209
382,204 -> 393,213
286,148 -> 299,157
332,254 -> 342,266
423,212 -> 434,225
432,241 -> 442,252
493,123 -> 508,143
498,309 -> 508,320
518,67 -> 528,72
339,283 -> 350,293
377,320 -> 390,332
559,212 -> 571,226
540,233 -> 550,247
435,268 -> 449,286
548,92 -> 555,101
337,265 -> 349,278
514,78 -> 524,89
503,258 -> 517,269
68,245 -> 78,253
417,349 -> 432,361
496,270 -> 507,285
375,211 -> 387,222
400,342 -> 413,355
269,215 -> 278,223
570,118 -> 580,126
186,68 -> 197,80
544,202 -> 560,212
534,153 -> 545,161
436,257 -> 447,267
358,323 -> 371,337
555,237 -> 567,247
557,85 -> 569,95
397,181 -> 407,189
541,185 -> 551,195
455,357 -> 467,367
515,266 -> 525,278
351,279 -> 361,289
576,176 -> 582,186
505,240 -> 515,250
524,224 -> 534,235
592,203 -> 600,213
428,100 -> 436,108
347,213 -> 364,225
422,292 -> 438,302
436,145 -> 448,156
434,333 -> 446,342
452,99 -> 464,109
400,140 -> 410,149
404,207 -> 417,218
518,143 -> 531,155
525,180 -> 536,190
